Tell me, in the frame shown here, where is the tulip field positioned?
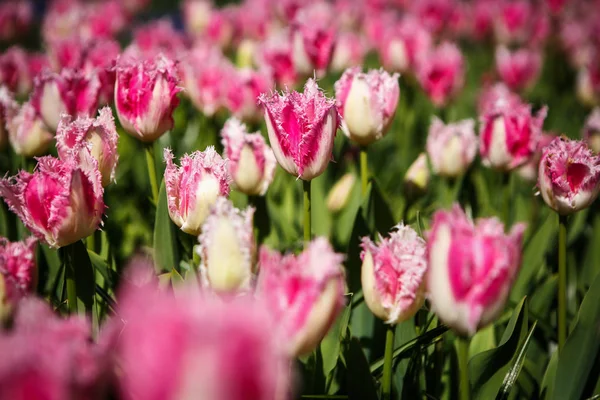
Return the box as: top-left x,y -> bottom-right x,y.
2,0 -> 600,399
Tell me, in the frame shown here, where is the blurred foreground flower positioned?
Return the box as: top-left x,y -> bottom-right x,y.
6,101 -> 53,157
495,46 -> 542,92
0,237 -> 36,318
416,42 -> 464,108
259,79 -> 339,180
256,238 -> 345,356
0,156 -> 104,248
538,137 -> 600,215
583,107 -> 600,153
427,204 -> 525,336
361,224 -> 427,324
164,147 -> 231,236
221,118 -> 276,196
335,67 -> 400,146
426,117 -> 477,177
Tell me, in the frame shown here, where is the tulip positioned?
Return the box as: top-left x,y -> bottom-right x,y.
583,107 -> 600,153
380,16 -> 432,73
56,107 -> 119,187
256,237 -> 346,356
0,155 -> 104,248
204,8 -> 236,49
326,173 -> 356,213
6,101 -> 54,157
416,42 -> 465,108
259,78 -> 339,180
163,147 -> 231,236
404,153 -> 430,196
0,86 -> 17,151
197,198 -> 255,292
493,0 -> 532,45
224,68 -> 274,123
221,117 -> 276,196
31,68 -> 101,132
517,132 -> 556,182
182,0 -> 213,36
538,137 -> 600,215
479,94 -> 547,171
427,204 -> 525,335
330,32 -> 367,73
360,224 -> 427,324
426,117 -> 477,177
496,46 -> 542,92
0,236 -> 37,318
0,46 -> 32,97
334,67 -> 400,146
115,54 -> 182,142
258,30 -> 297,87
412,0 -> 454,35
0,2 -> 32,43
576,66 -> 598,107
131,19 -> 188,60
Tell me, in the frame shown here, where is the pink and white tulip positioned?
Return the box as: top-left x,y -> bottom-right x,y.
0,1 -> 32,43
182,0 -> 213,37
426,117 -> 477,177
115,55 -> 182,142
517,132 -> 556,182
258,30 -> 297,87
335,67 -> 400,146
131,19 -> 188,60
326,173 -> 356,213
412,0 -> 454,36
416,42 -> 465,108
224,68 -> 273,123
330,32 -> 367,73
0,156 -> 104,248
0,86 -> 17,150
0,236 -> 36,317
494,0 -> 533,45
198,198 -> 256,293
361,224 -> 427,324
538,137 -> 600,215
479,93 -> 547,170
164,147 -> 231,236
221,118 -> 276,196
380,16 -> 432,74
256,238 -> 346,356
0,46 -> 32,97
259,79 -> 340,180
31,68 -> 101,132
427,204 -> 525,336
583,107 -> 600,153
496,46 -> 542,92
6,101 -> 54,157
56,107 -> 119,187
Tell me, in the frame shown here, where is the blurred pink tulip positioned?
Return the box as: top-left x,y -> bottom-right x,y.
31,68 -> 101,132
330,32 -> 367,73
131,19 -> 188,60
0,47 -> 32,97
472,0 -> 496,40
221,118 -> 276,196
426,117 -> 477,177
427,204 -> 525,335
361,224 -> 427,324
115,54 -> 181,142
496,46 -> 542,92
380,16 -> 432,74
164,147 -> 231,236
0,1 -> 32,42
56,107 -> 119,187
0,236 -> 37,317
412,0 -> 453,35
205,7 -> 236,49
258,30 -> 298,87
224,68 -> 274,123
259,79 -> 339,180
538,137 -> 600,215
416,42 -> 465,108
583,107 -> 600,153
517,132 -> 555,182
0,86 -> 17,151
6,101 -> 54,157
494,0 -> 532,45
0,156 -> 104,248
335,67 -> 400,146
182,0 -> 213,37
256,237 -> 346,356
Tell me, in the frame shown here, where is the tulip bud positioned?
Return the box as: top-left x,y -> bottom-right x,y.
259,79 -> 340,180
115,54 -> 181,142
404,153 -> 430,195
583,107 -> 600,153
256,238 -> 346,356
416,42 -> 464,107
334,67 -> 400,146
56,107 -> 119,187
538,137 -> 600,215
495,46 -> 542,92
31,68 -> 101,132
0,156 -> 104,248
326,173 -> 356,213
197,198 -> 255,293
479,94 -> 547,171
0,86 -> 18,151
7,101 -> 53,157
426,117 -> 477,177
360,224 -> 427,324
163,147 -> 231,236
236,39 -> 258,69
221,118 -> 276,196
427,204 -> 525,336
0,236 -> 37,318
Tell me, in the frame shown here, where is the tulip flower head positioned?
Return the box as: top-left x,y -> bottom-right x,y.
335,67 -> 400,146
258,30 -> 297,88
6,101 -> 54,157
427,205 -> 525,336
404,152 -> 430,197
56,107 -> 119,187
380,16 -> 432,74
326,173 -> 356,213
583,107 -> 600,153
330,32 -> 367,73
416,42 -> 465,108
115,54 -> 182,142
0,86 -> 17,150
0,46 -> 32,97
164,147 -> 231,236
517,132 -> 556,182
0,156 -> 104,248
256,238 -> 346,356
0,236 -> 36,317
259,79 -> 340,180
426,117 -> 477,177
224,68 -> 273,123
495,46 -> 542,92
361,224 -> 428,325
538,137 -> 600,215
221,118 -> 276,196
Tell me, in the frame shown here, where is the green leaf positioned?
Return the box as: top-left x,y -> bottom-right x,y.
61,241 -> 96,315
321,302 -> 352,380
469,324 -> 497,358
88,250 -> 115,287
346,337 -> 379,400
470,297 -> 529,400
153,180 -> 180,273
40,244 -> 62,296
551,272 -> 600,400
361,180 -> 395,235
582,214 -> 600,288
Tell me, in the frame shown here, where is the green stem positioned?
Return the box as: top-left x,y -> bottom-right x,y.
382,324 -> 395,400
145,143 -> 159,205
303,180 -> 312,243
61,244 -> 78,315
360,148 -> 369,196
558,213 -> 567,352
503,172 -> 515,227
458,337 -> 471,400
